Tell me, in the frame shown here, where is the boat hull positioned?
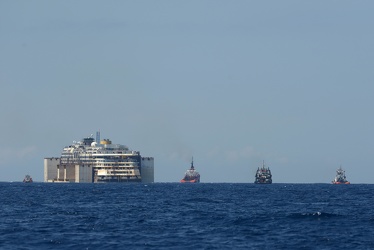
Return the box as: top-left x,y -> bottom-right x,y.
255,180 -> 272,184
180,179 -> 199,183
332,181 -> 350,184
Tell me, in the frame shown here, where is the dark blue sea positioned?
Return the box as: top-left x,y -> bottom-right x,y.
1,183 -> 374,249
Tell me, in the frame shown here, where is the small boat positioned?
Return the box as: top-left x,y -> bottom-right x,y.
180,158 -> 200,183
332,166 -> 350,184
23,174 -> 33,183
254,161 -> 272,184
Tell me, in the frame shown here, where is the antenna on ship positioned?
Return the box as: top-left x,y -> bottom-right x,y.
191,157 -> 194,170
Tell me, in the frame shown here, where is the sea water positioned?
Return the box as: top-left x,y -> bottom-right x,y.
1,182 -> 373,249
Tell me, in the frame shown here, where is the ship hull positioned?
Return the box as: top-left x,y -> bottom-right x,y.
255,180 -> 272,184
332,181 -> 350,184
180,178 -> 200,183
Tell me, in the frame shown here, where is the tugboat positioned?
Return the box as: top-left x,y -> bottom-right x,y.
254,161 -> 272,184
23,174 -> 33,183
332,166 -> 350,184
180,158 -> 200,183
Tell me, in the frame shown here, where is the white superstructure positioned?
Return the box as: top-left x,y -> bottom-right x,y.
44,134 -> 154,183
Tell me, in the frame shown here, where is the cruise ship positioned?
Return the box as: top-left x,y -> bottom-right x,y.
44,132 -> 154,183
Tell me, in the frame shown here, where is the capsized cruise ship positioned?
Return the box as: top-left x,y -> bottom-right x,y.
44,132 -> 154,183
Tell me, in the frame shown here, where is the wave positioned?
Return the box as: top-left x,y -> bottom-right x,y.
183,197 -> 222,204
288,212 -> 341,219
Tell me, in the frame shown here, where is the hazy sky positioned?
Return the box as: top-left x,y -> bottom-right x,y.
1,1 -> 374,183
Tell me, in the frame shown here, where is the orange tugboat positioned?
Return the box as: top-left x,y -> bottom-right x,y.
180,158 -> 200,183
332,166 -> 350,184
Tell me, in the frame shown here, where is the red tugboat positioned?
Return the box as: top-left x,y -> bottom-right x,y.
23,174 -> 33,183
180,158 -> 200,183
332,166 -> 350,184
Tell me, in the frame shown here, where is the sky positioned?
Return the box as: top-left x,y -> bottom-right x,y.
1,1 -> 374,183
